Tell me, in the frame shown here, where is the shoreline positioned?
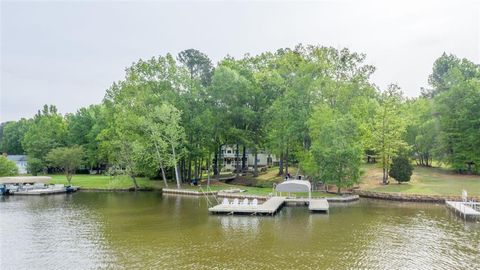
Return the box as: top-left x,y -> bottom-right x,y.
72,186 -> 478,204
353,189 -> 480,203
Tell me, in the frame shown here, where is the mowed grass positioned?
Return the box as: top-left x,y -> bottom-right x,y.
49,174 -> 162,189
48,171 -> 334,197
360,163 -> 480,196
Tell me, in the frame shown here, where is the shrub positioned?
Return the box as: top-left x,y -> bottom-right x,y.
0,156 -> 18,176
389,154 -> 413,183
27,157 -> 44,176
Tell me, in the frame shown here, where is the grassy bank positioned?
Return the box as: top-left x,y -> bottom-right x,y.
48,171 -> 335,197
359,164 -> 480,196
49,174 -> 162,190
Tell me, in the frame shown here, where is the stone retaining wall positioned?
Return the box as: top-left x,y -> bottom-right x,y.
163,188 -> 217,196
353,189 -> 480,202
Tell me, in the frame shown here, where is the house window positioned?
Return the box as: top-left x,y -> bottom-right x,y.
227,150 -> 232,154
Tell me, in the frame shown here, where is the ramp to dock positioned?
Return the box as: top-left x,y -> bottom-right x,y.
446,201 -> 480,220
308,199 -> 329,212
209,196 -> 286,215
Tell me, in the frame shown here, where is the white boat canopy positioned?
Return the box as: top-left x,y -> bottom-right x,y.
0,176 -> 52,184
275,180 -> 311,198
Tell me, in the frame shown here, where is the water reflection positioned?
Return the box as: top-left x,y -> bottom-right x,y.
1,194 -> 479,269
219,215 -> 260,233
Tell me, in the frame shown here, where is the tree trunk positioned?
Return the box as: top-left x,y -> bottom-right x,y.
131,175 -> 139,190
213,147 -> 218,176
285,148 -> 289,175
279,151 -> 284,175
67,173 -> 72,186
160,165 -> 168,188
187,135 -> 193,181
172,145 -> 181,189
242,145 -> 247,171
235,143 -> 240,177
253,152 -> 258,177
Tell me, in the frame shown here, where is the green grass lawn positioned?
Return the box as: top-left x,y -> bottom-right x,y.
48,172 -> 334,197
49,174 -> 162,189
360,163 -> 480,196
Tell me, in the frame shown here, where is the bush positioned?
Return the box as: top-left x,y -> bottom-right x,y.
0,156 -> 18,176
27,157 -> 44,176
389,155 -> 413,183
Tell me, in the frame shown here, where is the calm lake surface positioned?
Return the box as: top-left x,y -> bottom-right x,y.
1,192 -> 479,270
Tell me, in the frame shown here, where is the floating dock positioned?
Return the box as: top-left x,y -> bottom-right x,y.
446,201 -> 480,220
308,199 -> 329,213
209,196 -> 331,215
209,196 -> 286,215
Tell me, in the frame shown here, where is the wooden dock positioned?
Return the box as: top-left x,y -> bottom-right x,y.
308,199 -> 329,213
446,201 -> 480,220
209,196 -> 286,215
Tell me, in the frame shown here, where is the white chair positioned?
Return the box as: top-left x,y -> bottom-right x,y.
242,198 -> 249,206
222,198 -> 229,205
231,198 -> 239,206
251,199 -> 258,206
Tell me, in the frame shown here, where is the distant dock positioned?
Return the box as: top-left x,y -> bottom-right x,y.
445,201 -> 480,220
209,196 -> 286,215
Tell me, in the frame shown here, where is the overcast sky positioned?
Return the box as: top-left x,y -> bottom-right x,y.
1,0 -> 479,122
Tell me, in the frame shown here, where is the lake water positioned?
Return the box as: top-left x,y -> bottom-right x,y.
1,192 -> 479,269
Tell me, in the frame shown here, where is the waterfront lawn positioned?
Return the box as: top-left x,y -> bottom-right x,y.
360,164 -> 480,196
49,174 -> 160,189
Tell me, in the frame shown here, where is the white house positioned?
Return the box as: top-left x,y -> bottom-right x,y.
6,155 -> 28,174
220,145 -> 278,171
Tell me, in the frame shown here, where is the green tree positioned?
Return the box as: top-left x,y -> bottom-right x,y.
26,157 -> 44,176
177,48 -> 214,86
45,146 -> 85,186
371,85 -> 407,184
0,119 -> 31,154
404,98 -> 438,166
0,155 -> 18,176
389,153 -> 413,183
22,105 -> 67,163
306,111 -> 362,194
434,77 -> 480,173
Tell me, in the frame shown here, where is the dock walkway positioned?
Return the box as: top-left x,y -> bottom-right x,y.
446,201 -> 480,220
209,196 -> 286,215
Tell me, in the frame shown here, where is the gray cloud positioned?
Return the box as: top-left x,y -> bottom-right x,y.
1,0 -> 479,122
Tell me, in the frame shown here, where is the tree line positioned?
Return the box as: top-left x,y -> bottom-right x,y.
1,45 -> 479,190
